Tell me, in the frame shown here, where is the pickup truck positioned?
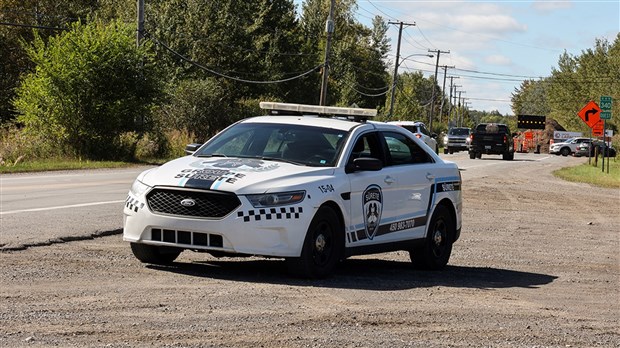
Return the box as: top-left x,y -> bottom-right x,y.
443,127 -> 471,154
468,123 -> 514,160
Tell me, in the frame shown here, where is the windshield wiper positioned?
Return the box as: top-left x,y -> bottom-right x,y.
195,153 -> 228,158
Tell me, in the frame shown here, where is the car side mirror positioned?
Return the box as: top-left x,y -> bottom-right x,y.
346,157 -> 383,173
185,143 -> 203,155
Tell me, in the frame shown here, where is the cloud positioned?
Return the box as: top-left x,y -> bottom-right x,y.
485,54 -> 513,66
449,14 -> 528,33
531,0 -> 573,13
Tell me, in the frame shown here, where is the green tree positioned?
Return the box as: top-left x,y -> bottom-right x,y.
300,0 -> 390,108
0,0 -> 98,124
13,20 -> 162,159
511,79 -> 550,117
546,35 -> 619,133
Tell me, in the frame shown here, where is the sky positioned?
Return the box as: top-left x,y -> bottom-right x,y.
294,0 -> 619,115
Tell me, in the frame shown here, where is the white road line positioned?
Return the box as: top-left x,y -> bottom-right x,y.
0,200 -> 126,215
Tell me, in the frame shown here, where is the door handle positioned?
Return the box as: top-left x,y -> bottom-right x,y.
384,176 -> 395,184
426,173 -> 435,181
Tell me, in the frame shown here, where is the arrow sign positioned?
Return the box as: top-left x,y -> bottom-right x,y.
584,108 -> 598,122
578,101 -> 601,128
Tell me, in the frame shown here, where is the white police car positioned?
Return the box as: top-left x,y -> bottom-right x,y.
123,102 -> 462,278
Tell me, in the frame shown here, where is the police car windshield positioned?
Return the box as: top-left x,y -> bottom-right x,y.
195,123 -> 348,167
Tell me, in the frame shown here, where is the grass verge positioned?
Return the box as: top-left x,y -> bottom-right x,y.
553,157 -> 620,188
0,159 -> 144,174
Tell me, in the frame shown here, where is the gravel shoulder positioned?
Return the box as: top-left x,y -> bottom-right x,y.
1,155 -> 619,347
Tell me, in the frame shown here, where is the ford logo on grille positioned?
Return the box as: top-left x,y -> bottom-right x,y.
180,198 -> 196,207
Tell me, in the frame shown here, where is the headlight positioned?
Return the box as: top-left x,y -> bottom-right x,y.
130,179 -> 151,196
246,191 -> 305,208
443,136 -> 448,144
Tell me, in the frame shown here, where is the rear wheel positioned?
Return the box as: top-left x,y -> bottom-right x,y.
286,206 -> 343,278
130,243 -> 182,265
503,152 -> 514,160
410,205 -> 454,270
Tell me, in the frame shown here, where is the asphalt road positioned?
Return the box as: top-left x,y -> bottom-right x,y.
0,153 -> 581,250
0,166 -> 154,250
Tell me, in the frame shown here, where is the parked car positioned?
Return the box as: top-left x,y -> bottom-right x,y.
387,121 -> 438,153
575,141 -> 617,157
550,137 -> 592,156
124,102 -> 463,278
443,127 -> 471,154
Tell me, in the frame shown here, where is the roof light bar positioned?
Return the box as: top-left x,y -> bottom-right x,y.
259,102 -> 377,118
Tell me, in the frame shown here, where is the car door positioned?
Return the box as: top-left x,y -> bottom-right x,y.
379,131 -> 435,241
345,131 -> 401,246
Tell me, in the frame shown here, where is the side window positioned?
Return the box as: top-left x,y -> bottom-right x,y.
382,132 -> 433,166
419,125 -> 430,136
348,132 -> 384,165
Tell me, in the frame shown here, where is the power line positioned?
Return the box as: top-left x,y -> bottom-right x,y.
0,21 -> 67,31
147,33 -> 323,84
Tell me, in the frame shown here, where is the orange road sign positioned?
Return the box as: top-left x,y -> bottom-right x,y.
592,120 -> 604,136
578,101 -> 601,128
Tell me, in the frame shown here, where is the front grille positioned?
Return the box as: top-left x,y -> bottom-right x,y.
146,188 -> 241,218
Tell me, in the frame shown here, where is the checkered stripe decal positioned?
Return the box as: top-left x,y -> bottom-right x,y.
126,195 -> 145,213
237,207 -> 303,222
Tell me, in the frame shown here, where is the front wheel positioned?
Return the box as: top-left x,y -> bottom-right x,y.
410,205 -> 454,270
469,151 -> 476,159
286,206 -> 343,278
130,243 -> 182,265
561,147 -> 570,156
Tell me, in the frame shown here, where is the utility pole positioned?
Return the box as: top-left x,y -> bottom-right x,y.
448,78 -> 459,127
319,0 -> 336,106
137,0 -> 145,47
387,21 -> 415,118
428,49 -> 449,132
438,65 -> 454,124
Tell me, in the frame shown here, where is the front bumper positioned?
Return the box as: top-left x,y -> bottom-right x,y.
123,191 -> 314,258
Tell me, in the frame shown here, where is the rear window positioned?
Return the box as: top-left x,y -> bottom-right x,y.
475,124 -> 508,134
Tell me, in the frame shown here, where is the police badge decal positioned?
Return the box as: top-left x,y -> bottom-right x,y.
363,185 -> 383,240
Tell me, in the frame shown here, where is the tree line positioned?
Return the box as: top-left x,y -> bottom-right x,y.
511,36 -> 619,136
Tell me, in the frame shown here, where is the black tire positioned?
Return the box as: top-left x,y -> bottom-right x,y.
503,152 -> 514,160
469,151 -> 476,159
410,205 -> 454,270
435,145 -> 439,154
475,152 -> 482,159
443,148 -> 448,154
449,149 -> 454,154
560,147 -> 570,156
130,243 -> 182,265
286,206 -> 343,278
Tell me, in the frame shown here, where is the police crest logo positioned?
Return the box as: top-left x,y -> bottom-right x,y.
363,185 -> 383,240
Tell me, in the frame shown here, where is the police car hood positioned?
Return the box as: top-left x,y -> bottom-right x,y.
140,156 -> 335,194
